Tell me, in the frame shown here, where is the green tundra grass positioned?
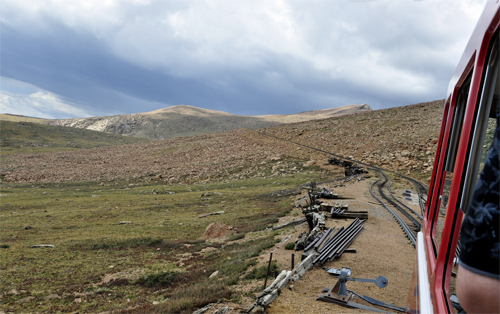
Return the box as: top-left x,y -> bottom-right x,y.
0,171 -> 329,313
0,120 -> 149,156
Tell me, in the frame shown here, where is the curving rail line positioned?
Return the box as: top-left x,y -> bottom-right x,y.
369,173 -> 417,247
253,129 -> 427,248
377,171 -> 422,231
388,177 -> 423,220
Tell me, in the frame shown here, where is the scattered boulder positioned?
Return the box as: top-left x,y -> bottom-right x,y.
401,150 -> 411,157
303,160 -> 315,167
45,294 -> 59,300
202,222 -> 229,239
30,244 -> 55,248
17,296 -> 35,303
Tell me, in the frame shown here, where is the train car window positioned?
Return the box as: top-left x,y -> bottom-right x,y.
429,77 -> 472,257
460,34 -> 499,214
445,79 -> 470,172
447,32 -> 498,312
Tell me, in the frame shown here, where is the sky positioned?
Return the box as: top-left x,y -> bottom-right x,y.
0,0 -> 486,119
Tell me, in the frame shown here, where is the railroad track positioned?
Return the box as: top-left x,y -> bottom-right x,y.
397,174 -> 428,217
253,129 -> 428,248
369,170 -> 421,247
388,177 -> 423,221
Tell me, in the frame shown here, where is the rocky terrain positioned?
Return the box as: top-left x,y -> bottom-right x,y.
263,100 -> 444,181
42,104 -> 372,140
1,100 -> 443,184
0,100 -> 446,314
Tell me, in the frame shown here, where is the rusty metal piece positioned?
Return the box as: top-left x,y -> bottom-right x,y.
315,227 -> 333,250
317,294 -> 391,313
263,252 -> 273,289
317,269 -> 392,313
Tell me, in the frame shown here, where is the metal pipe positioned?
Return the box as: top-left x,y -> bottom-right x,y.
315,227 -> 333,250
315,219 -> 365,265
317,226 -> 344,254
303,234 -> 321,252
318,220 -> 364,264
291,253 -> 295,270
263,252 -> 273,289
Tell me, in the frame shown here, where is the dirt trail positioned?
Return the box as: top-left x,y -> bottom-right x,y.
250,177 -> 417,314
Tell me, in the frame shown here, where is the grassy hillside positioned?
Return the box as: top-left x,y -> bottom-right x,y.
0,166 -> 330,313
0,113 -> 48,124
0,100 -> 443,313
0,120 -> 150,155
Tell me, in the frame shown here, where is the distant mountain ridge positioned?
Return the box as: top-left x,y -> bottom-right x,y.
37,104 -> 372,140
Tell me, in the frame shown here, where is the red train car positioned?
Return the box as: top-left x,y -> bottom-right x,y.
408,1 -> 499,313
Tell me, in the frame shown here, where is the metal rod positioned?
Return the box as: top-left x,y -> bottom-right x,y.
303,234 -> 321,252
314,219 -> 365,265
263,252 -> 273,289
319,221 -> 364,264
317,226 -> 344,253
315,227 -> 333,250
291,253 -> 295,270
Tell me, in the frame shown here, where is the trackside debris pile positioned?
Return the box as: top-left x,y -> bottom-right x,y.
242,175 -> 370,313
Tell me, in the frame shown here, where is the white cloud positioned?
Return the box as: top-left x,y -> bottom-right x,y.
0,90 -> 92,119
0,0 -> 488,113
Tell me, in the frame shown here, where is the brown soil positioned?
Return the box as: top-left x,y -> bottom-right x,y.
194,175 -> 420,314
264,177 -> 417,314
1,101 -> 439,313
1,100 -> 443,184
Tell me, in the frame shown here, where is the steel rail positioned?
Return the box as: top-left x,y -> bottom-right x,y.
317,227 -> 344,254
323,223 -> 364,262
387,176 -> 423,220
315,227 -> 334,250
327,224 -> 365,261
370,173 -> 416,247
253,130 -> 429,190
315,223 -> 359,264
377,171 -> 421,231
397,175 -> 428,216
253,129 -> 430,216
251,129 -> 423,247
313,219 -> 365,265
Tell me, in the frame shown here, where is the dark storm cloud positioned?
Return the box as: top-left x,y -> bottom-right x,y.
0,0 -> 486,118
1,19 -> 380,116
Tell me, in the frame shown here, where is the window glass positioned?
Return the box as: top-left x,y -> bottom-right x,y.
430,77 -> 470,258
460,36 -> 499,214
448,34 -> 499,312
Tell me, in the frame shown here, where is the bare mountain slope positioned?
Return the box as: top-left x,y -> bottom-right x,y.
45,104 -> 372,140
259,104 -> 372,123
2,100 -> 443,183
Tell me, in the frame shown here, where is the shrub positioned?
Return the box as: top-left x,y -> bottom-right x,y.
138,271 -> 178,288
284,242 -> 295,250
243,262 -> 280,280
226,233 -> 245,242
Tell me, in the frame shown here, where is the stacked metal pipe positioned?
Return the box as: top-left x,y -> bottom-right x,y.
312,218 -> 365,266
303,227 -> 335,252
